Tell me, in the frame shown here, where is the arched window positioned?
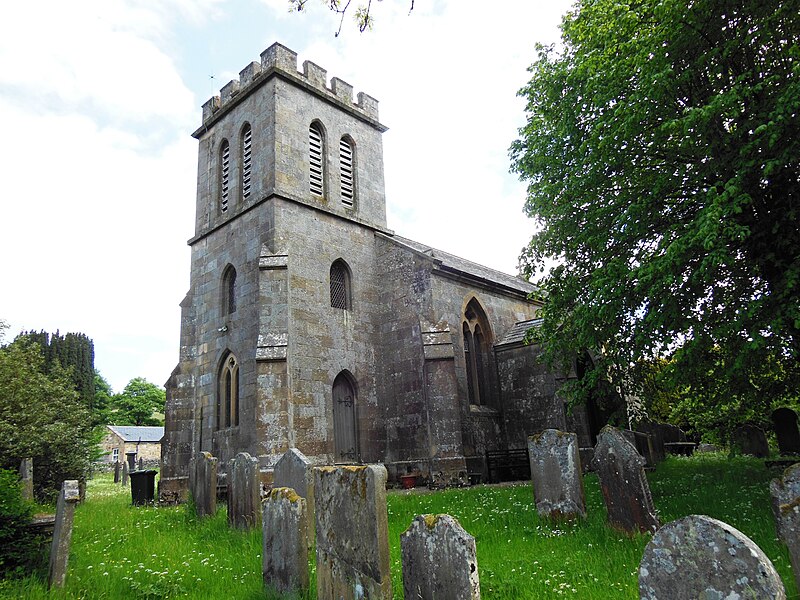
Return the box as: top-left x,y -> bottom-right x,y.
241,124 -> 252,201
339,136 -> 355,206
217,353 -> 239,429
330,260 -> 351,310
309,122 -> 325,196
463,298 -> 493,406
222,265 -> 237,315
219,139 -> 230,213
332,371 -> 358,462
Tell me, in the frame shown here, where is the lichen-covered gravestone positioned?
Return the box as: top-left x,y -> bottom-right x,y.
314,465 -> 392,599
639,515 -> 786,599
48,480 -> 80,588
273,447 -> 314,529
227,452 -> 260,529
591,425 -> 659,534
263,487 -> 309,595
528,429 -> 586,519
731,424 -> 770,458
770,463 -> 800,592
189,451 -> 218,518
401,514 -> 480,600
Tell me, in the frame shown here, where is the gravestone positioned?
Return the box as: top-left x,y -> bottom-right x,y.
636,421 -> 686,464
772,408 -> 800,456
696,443 -> 718,453
189,451 -> 218,518
401,514 -> 480,600
121,461 -> 129,486
113,461 -> 121,484
579,447 -> 594,473
527,429 -> 586,519
263,487 -> 309,595
314,464 -> 392,599
731,424 -> 770,458
770,463 -> 800,592
228,452 -> 261,529
622,430 -> 656,468
138,457 -> 144,470
125,451 -> 137,471
639,515 -> 786,599
48,480 -> 80,588
591,425 -> 659,534
20,458 -> 33,501
273,448 -> 314,527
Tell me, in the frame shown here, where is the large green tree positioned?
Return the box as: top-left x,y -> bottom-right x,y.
110,377 -> 166,426
510,0 -> 800,420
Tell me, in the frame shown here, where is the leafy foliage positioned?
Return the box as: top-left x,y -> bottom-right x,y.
289,0 -> 415,35
511,0 -> 800,418
0,468 -> 42,578
109,378 -> 166,426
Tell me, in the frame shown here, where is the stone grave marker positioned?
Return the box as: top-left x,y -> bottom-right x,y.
731,424 -> 770,458
527,429 -> 586,519
772,407 -> 800,456
639,514 -> 785,599
228,452 -> 261,529
113,461 -> 121,484
401,514 -> 480,600
696,443 -> 718,453
48,480 -> 80,588
591,425 -> 659,534
770,463 -> 800,592
273,447 -> 314,527
314,464 -> 392,599
138,457 -> 144,470
263,487 -> 309,595
20,457 -> 33,501
121,461 -> 129,486
189,451 -> 218,518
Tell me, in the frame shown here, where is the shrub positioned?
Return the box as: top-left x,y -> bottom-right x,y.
0,468 -> 42,578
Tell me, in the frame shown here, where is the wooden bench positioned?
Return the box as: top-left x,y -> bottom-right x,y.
486,447 -> 531,483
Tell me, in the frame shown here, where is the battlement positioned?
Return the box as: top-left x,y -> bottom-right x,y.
200,42 -> 380,126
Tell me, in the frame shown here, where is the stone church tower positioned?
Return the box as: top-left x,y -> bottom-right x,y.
160,43 -> 593,500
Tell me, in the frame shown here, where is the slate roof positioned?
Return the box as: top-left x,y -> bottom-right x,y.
496,318 -> 544,347
107,425 -> 164,443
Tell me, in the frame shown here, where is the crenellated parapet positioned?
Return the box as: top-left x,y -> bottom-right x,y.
200,42 -> 380,127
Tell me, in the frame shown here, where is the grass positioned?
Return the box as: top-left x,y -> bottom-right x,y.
0,453 -> 796,599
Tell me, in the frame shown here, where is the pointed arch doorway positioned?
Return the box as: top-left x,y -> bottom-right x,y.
332,371 -> 359,463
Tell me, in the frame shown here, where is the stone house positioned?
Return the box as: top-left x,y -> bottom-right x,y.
101,425 -> 164,465
160,43 -> 599,500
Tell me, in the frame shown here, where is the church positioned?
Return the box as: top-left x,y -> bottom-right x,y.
159,43 -> 600,500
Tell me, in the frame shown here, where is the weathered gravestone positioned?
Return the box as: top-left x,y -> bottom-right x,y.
121,461 -> 129,486
20,458 -> 33,501
731,424 -> 770,458
48,480 -> 80,588
527,429 -> 586,519
138,457 -> 144,470
591,426 -> 659,534
228,452 -> 261,529
696,443 -> 718,453
315,464 -> 392,599
113,461 -> 121,484
622,430 -> 657,468
639,515 -> 786,599
189,451 -> 218,518
636,421 -> 686,464
273,447 -> 314,529
263,487 -> 309,595
770,463 -> 800,592
401,514 -> 480,600
772,407 -> 800,456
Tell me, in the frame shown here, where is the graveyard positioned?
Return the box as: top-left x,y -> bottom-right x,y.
1,448 -> 797,599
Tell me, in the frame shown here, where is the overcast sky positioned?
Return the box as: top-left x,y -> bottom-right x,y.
0,0 -> 571,393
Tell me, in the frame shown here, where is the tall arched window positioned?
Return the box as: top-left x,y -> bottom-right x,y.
463,298 -> 493,406
330,260 -> 351,310
339,136 -> 355,206
222,265 -> 237,315
309,122 -> 325,196
240,124 -> 252,201
217,353 -> 239,429
219,139 -> 230,213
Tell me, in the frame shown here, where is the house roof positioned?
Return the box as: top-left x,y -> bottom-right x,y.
107,425 -> 164,443
496,318 -> 544,347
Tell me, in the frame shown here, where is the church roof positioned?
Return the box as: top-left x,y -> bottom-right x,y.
107,425 -> 164,443
496,318 -> 544,346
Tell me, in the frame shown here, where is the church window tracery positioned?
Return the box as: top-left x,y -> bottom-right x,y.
462,298 -> 493,406
217,352 -> 239,429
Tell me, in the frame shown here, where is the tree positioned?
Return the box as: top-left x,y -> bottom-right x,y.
510,0 -> 800,420
110,377 -> 166,426
92,370 -> 115,427
289,0 -> 414,35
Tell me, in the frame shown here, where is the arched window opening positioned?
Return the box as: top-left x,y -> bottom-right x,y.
339,137 -> 355,206
241,124 -> 252,201
217,353 -> 239,429
220,140 -> 230,212
332,371 -> 358,462
463,322 -> 477,405
222,265 -> 237,315
309,122 -> 325,196
330,260 -> 351,310
462,298 -> 493,406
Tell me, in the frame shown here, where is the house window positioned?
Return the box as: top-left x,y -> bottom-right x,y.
463,298 -> 493,406
220,139 -> 231,212
112,448 -> 119,463
339,137 -> 355,206
309,122 -> 325,196
330,260 -> 351,310
222,265 -> 237,315
217,353 -> 239,429
241,124 -> 252,200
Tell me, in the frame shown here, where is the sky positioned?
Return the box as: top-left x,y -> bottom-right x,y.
0,0 -> 572,393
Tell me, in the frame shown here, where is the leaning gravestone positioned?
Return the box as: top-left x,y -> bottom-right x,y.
770,463 -> 800,592
189,451 -> 218,518
772,407 -> 800,456
121,461 -> 129,486
591,426 -> 659,534
401,514 -> 480,600
273,448 -> 314,528
48,480 -> 80,588
315,464 -> 392,599
639,515 -> 786,599
20,458 -> 33,501
731,424 -> 770,458
528,429 -> 586,519
263,487 -> 309,595
227,452 -> 260,529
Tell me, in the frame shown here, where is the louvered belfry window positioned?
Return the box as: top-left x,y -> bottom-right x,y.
330,261 -> 350,310
241,124 -> 252,200
340,137 -> 354,206
220,140 -> 230,212
309,123 -> 324,196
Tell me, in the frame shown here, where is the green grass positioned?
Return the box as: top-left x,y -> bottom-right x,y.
0,454 -> 796,599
